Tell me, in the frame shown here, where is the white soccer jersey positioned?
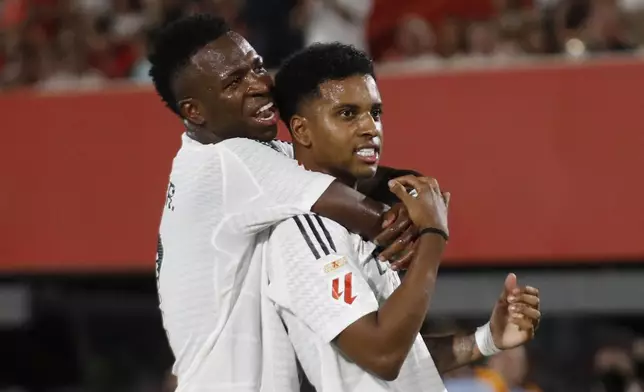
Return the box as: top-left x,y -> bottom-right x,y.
266,214 -> 447,392
156,134 -> 334,392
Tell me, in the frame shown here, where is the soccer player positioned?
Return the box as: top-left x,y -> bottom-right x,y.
148,14 -> 420,392
266,42 -> 542,391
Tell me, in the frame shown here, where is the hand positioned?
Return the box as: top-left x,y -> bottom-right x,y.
489,273 -> 541,350
373,203 -> 416,270
387,175 -> 450,235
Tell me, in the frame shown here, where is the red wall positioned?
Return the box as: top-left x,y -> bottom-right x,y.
2,58 -> 644,272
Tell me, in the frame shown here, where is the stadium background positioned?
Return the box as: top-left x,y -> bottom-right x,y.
2,0 -> 644,391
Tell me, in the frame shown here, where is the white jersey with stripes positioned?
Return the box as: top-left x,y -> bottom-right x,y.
156,135 -> 335,392
265,213 -> 447,392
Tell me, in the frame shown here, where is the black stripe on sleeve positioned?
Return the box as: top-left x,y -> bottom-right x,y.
314,215 -> 337,252
293,216 -> 321,259
304,214 -> 330,256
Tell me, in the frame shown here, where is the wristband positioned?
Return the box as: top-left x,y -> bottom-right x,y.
417,227 -> 449,242
475,322 -> 502,357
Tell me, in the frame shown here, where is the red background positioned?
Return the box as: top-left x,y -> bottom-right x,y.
2,58 -> 644,272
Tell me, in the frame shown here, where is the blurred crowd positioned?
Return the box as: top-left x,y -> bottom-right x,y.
7,309 -> 644,392
443,339 -> 644,392
0,0 -> 643,91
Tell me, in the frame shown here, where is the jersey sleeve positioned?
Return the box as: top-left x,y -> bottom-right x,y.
218,138 -> 335,235
267,214 -> 379,343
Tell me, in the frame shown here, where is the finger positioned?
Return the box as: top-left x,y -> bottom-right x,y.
512,286 -> 539,296
388,180 -> 415,204
381,206 -> 398,228
373,209 -> 412,247
389,175 -> 427,194
524,286 -> 539,297
501,273 -> 517,299
508,293 -> 540,308
442,192 -> 451,208
390,246 -> 415,271
378,224 -> 416,262
510,315 -> 536,332
509,303 -> 541,321
417,176 -> 442,195
383,225 -> 416,262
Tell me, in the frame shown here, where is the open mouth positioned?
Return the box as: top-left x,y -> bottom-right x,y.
252,102 -> 278,126
354,146 -> 380,164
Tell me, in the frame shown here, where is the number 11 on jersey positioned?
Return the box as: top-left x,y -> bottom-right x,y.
331,272 -> 358,305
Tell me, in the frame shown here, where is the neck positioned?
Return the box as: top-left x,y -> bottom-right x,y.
294,146 -> 357,188
185,124 -> 223,145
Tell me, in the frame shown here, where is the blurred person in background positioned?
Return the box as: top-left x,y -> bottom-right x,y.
129,29 -> 153,83
582,0 -> 635,52
380,14 -> 440,65
7,22 -> 52,88
303,0 -> 373,52
520,19 -> 548,54
474,346 -> 542,392
37,24 -> 105,90
435,18 -> 464,58
631,337 -> 644,391
496,26 -> 526,57
444,367 -> 495,392
556,0 -> 636,57
495,1 -> 535,56
633,338 -> 644,390
243,0 -> 306,68
85,15 -> 137,79
111,0 -> 146,40
466,21 -> 503,57
592,345 -> 643,392
161,371 -> 177,392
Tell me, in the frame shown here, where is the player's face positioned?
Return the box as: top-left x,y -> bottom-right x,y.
301,75 -> 383,185
185,32 -> 278,141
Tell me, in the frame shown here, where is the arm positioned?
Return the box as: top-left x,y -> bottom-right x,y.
221,139 -> 401,242
422,275 -> 543,375
267,214 -> 444,382
333,234 -> 445,380
421,330 -> 482,375
312,182 -> 389,240
266,141 -> 395,238
331,175 -> 451,379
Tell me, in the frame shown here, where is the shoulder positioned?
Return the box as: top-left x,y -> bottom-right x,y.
271,214 -> 350,259
220,137 -> 282,154
270,140 -> 294,158
218,138 -> 300,167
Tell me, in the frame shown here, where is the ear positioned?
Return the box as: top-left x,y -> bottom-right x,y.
179,98 -> 206,126
290,115 -> 312,147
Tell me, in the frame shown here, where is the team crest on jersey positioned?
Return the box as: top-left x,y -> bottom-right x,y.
323,257 -> 346,273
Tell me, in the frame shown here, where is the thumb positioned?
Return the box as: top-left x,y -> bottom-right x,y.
388,180 -> 412,203
503,273 -> 517,296
442,192 -> 451,209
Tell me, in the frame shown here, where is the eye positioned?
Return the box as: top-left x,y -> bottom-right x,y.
339,108 -> 356,119
227,76 -> 242,89
371,108 -> 382,121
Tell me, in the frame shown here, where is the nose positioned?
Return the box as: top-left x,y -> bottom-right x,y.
247,71 -> 272,97
358,113 -> 380,138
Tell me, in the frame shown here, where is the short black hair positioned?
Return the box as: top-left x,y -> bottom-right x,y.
148,14 -> 230,115
274,42 -> 375,130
